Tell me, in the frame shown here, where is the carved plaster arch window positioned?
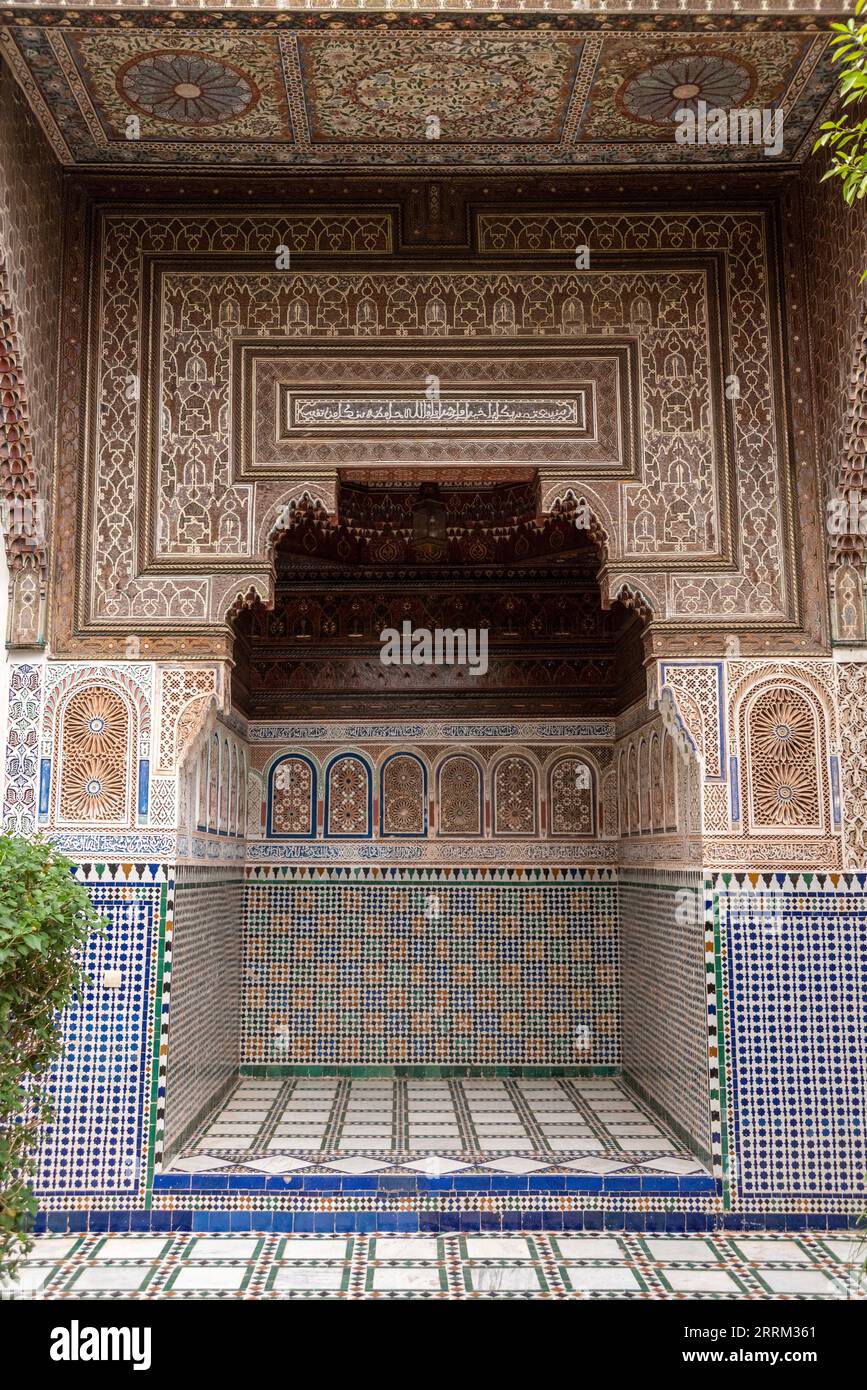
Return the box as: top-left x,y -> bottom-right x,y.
741,683 -> 826,834
56,685 -> 133,826
437,754 -> 484,837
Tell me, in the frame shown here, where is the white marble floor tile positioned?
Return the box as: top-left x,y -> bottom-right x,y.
469,1267 -> 544,1292
371,1267 -> 444,1291
565,1266 -> 642,1291
188,1237 -> 260,1259
172,1267 -> 246,1291
663,1267 -> 741,1293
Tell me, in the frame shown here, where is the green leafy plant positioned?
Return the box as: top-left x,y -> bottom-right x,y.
814,0 -> 867,215
0,835 -> 103,1280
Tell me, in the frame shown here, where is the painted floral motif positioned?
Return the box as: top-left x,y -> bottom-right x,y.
619,53 -> 754,125
118,52 -> 257,126
300,35 -> 580,142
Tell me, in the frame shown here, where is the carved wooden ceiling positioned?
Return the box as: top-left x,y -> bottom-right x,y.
232,481 -> 645,717
0,7 -> 840,169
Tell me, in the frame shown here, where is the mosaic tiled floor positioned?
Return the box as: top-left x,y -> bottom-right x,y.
5,1232 -> 864,1301
168,1075 -> 709,1178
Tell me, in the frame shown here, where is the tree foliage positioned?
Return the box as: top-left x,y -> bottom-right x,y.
0,836 -> 103,1278
814,0 -> 867,217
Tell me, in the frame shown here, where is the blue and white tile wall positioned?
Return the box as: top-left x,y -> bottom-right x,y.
713,873 -> 867,1210
162,864 -> 243,1160
35,863 -> 167,1200
621,869 -> 713,1166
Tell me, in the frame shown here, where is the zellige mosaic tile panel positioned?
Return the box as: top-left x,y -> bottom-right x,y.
162,867 -> 243,1160
241,879 -> 620,1067
717,876 -> 867,1200
620,871 -> 713,1166
36,866 -> 165,1196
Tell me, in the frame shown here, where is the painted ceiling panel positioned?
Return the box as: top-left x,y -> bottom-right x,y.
0,14 -> 839,168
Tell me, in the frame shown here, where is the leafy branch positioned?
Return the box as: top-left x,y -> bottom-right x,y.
0,836 -> 104,1281
814,0 -> 867,209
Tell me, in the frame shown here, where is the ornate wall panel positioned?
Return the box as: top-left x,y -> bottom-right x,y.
742,685 -> 822,834
715,874 -> 867,1201
242,870 -> 620,1068
253,721 -> 611,863
548,755 -> 595,837
267,753 -> 316,839
492,756 -> 538,838
35,863 -> 166,1198
480,211 -> 804,630
49,194 -> 824,657
57,685 -> 132,825
836,660 -> 867,869
163,864 -> 242,1161
437,754 -> 483,839
0,55 -> 63,643
39,663 -> 152,834
0,15 -> 838,170
324,754 -> 372,838
2,660 -> 41,835
621,869 -> 712,1165
721,660 -> 838,868
800,152 -> 867,637
380,753 -> 427,838
154,665 -> 220,774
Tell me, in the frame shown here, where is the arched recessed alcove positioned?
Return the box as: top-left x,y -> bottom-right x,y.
162,475 -> 712,1186
232,474 -> 646,720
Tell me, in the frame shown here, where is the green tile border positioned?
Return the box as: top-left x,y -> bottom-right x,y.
712,885 -> 732,1211
245,865 -> 617,887
145,878 -> 169,1206
239,1063 -> 620,1078
161,1073 -> 238,1167
622,1072 -> 712,1170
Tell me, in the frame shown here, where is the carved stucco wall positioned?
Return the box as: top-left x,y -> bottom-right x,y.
0,53 -> 63,644
50,191 -> 827,659
9,653 -> 845,874
801,151 -> 867,643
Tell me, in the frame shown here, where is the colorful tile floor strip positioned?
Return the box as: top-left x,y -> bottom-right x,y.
168,1075 -> 707,1179
5,1232 -> 864,1301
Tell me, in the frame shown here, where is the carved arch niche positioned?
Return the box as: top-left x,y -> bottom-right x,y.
739,681 -> 828,836
55,684 -> 134,826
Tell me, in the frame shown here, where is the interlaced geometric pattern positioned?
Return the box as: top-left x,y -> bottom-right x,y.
493,757 -> 536,836
58,685 -> 130,823
241,880 -> 619,1066
13,1230 -> 861,1302
620,873 -> 711,1165
721,885 -> 867,1198
381,755 -> 425,836
326,756 -> 370,837
163,869 -> 243,1161
745,689 -> 820,831
548,756 -> 593,836
271,757 -> 314,836
437,755 -> 482,836
36,875 -> 161,1195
